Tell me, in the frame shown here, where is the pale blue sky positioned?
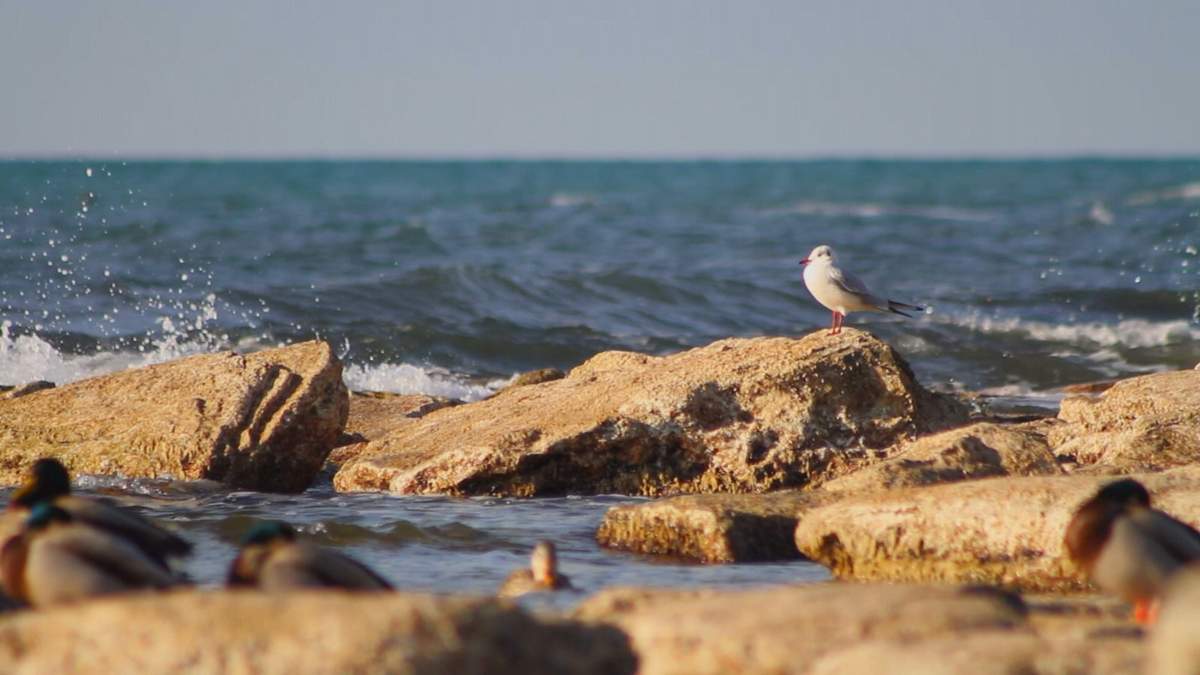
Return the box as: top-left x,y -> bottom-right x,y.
1,0 -> 1197,158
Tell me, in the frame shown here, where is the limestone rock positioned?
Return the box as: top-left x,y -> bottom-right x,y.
0,341 -> 348,493
574,583 -> 1029,675
822,422 -> 1061,493
576,584 -> 1142,675
335,330 -> 968,496
328,392 -> 459,467
596,491 -> 833,563
794,467 -> 1200,591
0,590 -> 635,674
1051,370 -> 1200,474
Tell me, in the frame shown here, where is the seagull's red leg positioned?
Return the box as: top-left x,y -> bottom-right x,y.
828,311 -> 837,335
832,312 -> 844,335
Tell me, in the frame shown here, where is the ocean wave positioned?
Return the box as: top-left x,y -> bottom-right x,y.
342,361 -> 502,401
938,314 -> 1200,349
548,192 -> 596,208
1127,181 -> 1200,205
1,321 -> 503,402
760,201 -> 995,222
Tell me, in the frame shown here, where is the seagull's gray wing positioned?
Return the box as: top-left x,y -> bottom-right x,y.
829,266 -> 884,306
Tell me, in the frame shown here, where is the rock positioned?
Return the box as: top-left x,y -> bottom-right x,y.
327,392 -> 460,467
0,590 -> 636,674
576,584 -> 1142,675
2,381 -> 55,400
335,330 -> 968,496
507,368 -> 565,389
1051,370 -> 1200,474
1148,566 -> 1200,675
0,341 -> 348,493
821,422 -> 1061,493
794,467 -> 1200,591
596,491 -> 834,563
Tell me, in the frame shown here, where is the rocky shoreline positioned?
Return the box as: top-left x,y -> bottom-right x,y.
1,329 -> 1198,673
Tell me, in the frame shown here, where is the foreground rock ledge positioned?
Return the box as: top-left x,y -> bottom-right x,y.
0,591 -> 635,674
0,341 -> 348,493
597,422 -> 1061,563
335,330 -> 968,496
574,583 -> 1141,675
794,466 -> 1200,591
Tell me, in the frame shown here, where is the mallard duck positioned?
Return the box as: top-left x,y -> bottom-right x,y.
1064,478 -> 1200,623
9,458 -> 192,568
497,540 -> 574,598
228,521 -> 393,591
0,503 -> 182,606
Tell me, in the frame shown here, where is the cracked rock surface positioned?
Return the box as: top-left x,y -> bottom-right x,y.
0,340 -> 348,492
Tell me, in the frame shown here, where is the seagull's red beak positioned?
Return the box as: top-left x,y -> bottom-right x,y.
799,258 -> 810,266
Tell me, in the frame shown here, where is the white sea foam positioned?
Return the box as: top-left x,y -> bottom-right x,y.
1127,181 -> 1200,205
938,314 -> 1200,349
548,192 -> 596,208
761,201 -> 995,222
342,361 -> 502,401
1,321 -> 505,402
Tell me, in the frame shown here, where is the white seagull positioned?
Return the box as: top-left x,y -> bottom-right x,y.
799,244 -> 924,335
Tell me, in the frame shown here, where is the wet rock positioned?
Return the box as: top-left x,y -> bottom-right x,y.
821,422 -> 1061,493
0,590 -> 636,674
0,341 -> 348,493
1,381 -> 55,400
1051,370 -> 1200,474
596,491 -> 833,563
794,467 -> 1200,591
1148,566 -> 1200,675
507,368 -> 565,389
328,392 -> 460,467
335,330 -> 968,496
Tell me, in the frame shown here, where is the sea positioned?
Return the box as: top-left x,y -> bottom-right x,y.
1,159 -> 1198,599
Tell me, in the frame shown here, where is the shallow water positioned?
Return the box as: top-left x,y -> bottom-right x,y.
1,159 -> 1198,594
0,481 -> 830,605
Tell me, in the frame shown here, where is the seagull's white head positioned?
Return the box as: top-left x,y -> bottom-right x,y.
800,245 -> 836,267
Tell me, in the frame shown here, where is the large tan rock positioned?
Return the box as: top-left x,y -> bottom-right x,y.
0,341 -> 348,493
1051,369 -> 1200,474
327,392 -> 459,467
335,330 -> 968,496
574,583 -> 1139,675
822,421 -> 1061,493
794,467 -> 1200,591
0,590 -> 635,674
596,491 -> 832,563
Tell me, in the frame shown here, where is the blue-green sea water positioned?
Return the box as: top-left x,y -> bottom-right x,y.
1,159 -> 1198,593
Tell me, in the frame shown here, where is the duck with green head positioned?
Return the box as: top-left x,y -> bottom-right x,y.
497,540 -> 574,598
8,458 -> 192,568
0,502 -> 183,607
228,521 -> 393,591
1064,478 -> 1200,624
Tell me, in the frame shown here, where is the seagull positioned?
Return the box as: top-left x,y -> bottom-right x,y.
799,244 -> 924,334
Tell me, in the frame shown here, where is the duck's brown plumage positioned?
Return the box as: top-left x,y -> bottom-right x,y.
1065,479 -> 1200,609
228,521 -> 392,591
1,505 -> 182,607
9,458 -> 192,567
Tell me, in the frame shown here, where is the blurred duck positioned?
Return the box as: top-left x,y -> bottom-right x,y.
498,540 -> 573,598
0,503 -> 182,607
1064,478 -> 1200,624
8,458 -> 192,568
228,521 -> 393,591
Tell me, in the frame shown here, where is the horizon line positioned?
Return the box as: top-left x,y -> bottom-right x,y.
2,150 -> 1200,163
